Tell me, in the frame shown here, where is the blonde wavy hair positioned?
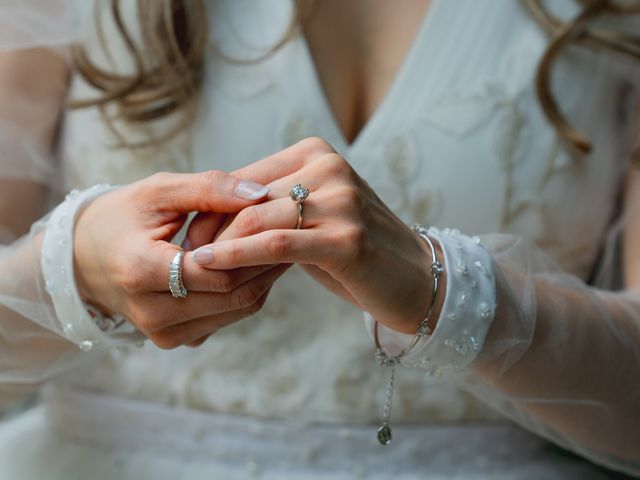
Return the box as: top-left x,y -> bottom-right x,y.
70,0 -> 640,155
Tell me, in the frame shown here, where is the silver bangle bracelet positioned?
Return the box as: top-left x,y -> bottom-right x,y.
373,223 -> 445,446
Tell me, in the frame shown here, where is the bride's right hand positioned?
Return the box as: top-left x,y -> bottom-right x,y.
72,170 -> 290,349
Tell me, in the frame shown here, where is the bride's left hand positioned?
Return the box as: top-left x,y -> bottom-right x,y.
189,138 -> 442,334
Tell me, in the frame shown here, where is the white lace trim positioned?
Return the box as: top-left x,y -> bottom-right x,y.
365,227 -> 496,375
41,184 -> 144,350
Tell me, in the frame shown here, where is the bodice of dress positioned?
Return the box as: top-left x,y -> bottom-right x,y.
56,0 -> 638,424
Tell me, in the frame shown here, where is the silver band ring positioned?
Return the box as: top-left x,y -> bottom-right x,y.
290,184 -> 310,230
169,249 -> 188,299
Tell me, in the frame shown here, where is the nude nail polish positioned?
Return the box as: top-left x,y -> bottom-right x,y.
234,181 -> 270,200
192,247 -> 214,264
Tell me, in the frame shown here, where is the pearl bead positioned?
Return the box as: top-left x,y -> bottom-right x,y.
79,340 -> 94,351
455,259 -> 468,276
479,302 -> 493,320
457,293 -> 468,307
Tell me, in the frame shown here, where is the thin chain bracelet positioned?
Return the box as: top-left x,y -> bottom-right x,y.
373,224 -> 444,445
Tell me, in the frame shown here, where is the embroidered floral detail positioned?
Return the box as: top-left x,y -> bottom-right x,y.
416,26 -> 580,238
382,133 -> 441,225
422,91 -> 497,137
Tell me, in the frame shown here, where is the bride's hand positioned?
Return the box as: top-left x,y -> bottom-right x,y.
190,138 -> 441,334
73,171 -> 291,349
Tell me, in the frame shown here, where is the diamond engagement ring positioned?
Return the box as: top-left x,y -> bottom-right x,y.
289,184 -> 310,229
169,249 -> 188,299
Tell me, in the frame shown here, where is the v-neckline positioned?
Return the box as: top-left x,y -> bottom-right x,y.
295,0 -> 442,154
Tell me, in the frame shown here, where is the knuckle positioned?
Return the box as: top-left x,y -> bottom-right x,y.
207,272 -> 237,293
248,291 -> 269,315
112,250 -> 148,294
128,301 -> 174,333
138,173 -> 170,199
225,241 -> 242,265
187,336 -> 209,348
146,171 -> 171,186
148,172 -> 171,183
265,232 -> 292,259
336,185 -> 363,210
321,153 -> 353,180
129,308 -> 157,333
231,282 -> 263,310
118,269 -> 146,294
339,224 -> 369,259
244,300 -> 263,317
297,137 -> 334,157
198,169 -> 225,187
234,207 -> 264,237
149,331 -> 182,350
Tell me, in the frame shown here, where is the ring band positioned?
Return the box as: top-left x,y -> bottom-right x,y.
169,249 -> 188,299
296,202 -> 304,230
290,184 -> 310,230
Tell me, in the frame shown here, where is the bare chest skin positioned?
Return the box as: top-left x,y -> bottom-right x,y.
299,0 -> 432,144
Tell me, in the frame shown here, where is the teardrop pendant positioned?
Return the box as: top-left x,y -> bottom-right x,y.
377,362 -> 396,445
377,423 -> 392,445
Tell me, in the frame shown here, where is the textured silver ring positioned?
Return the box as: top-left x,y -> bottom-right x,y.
169,249 -> 188,299
290,184 -> 310,230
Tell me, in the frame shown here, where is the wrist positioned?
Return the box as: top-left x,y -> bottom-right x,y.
73,200 -> 103,309
365,226 -> 497,374
42,184 -> 143,350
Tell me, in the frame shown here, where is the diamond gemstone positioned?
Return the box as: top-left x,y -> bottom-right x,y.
289,184 -> 309,202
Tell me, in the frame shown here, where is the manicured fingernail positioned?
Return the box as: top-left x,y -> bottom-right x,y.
181,238 -> 192,251
192,247 -> 214,265
234,180 -> 270,200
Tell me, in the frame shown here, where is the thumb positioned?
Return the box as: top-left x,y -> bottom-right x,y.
145,170 -> 270,214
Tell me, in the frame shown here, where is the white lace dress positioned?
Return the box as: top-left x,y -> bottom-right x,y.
0,0 -> 638,478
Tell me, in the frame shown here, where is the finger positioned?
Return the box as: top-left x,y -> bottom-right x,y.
138,170 -> 270,214
265,153 -> 359,200
231,137 -> 335,185
214,157 -> 356,242
135,263 -> 292,332
192,229 -> 332,269
183,211 -> 228,250
153,290 -> 272,349
214,196 -> 325,242
139,242 -> 275,293
182,258 -> 277,293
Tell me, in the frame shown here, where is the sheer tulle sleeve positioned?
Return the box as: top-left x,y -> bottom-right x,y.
0,16 -> 141,406
371,187 -> 640,476
457,218 -> 640,477
0,45 -> 85,405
